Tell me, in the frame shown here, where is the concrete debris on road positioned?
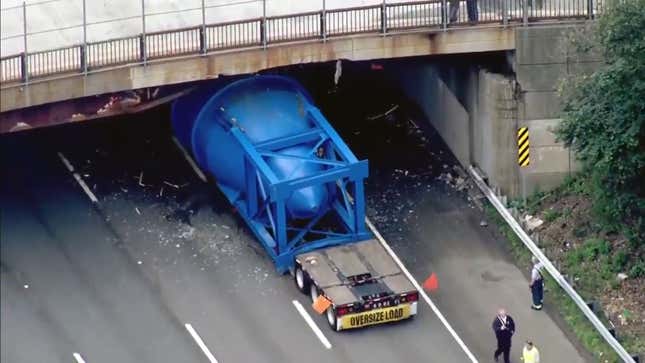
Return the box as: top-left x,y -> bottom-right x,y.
163,181 -> 180,189
137,172 -> 146,187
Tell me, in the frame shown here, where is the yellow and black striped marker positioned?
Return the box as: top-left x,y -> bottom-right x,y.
518,127 -> 530,167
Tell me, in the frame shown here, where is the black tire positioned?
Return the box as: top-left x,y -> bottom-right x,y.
294,264 -> 310,294
326,307 -> 339,331
309,284 -> 319,304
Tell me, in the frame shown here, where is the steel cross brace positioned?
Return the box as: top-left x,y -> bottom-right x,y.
226,111 -> 370,273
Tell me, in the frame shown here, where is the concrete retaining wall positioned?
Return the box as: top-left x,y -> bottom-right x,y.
515,25 -> 602,196
473,69 -> 518,196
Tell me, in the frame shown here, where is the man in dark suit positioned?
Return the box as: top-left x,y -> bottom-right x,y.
492,308 -> 515,363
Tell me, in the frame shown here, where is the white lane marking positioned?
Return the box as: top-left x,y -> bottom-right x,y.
292,300 -> 332,350
172,137 -> 207,182
58,152 -> 75,172
72,352 -> 86,363
365,217 -> 478,363
57,152 -> 98,204
185,323 -> 219,363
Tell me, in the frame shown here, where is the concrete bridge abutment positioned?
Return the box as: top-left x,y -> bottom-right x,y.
391,24 -> 602,199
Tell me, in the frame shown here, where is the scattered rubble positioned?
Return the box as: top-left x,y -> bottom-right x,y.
617,273 -> 628,282
523,214 -> 544,231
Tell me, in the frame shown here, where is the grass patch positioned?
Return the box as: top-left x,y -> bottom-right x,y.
484,204 -> 623,362
543,209 -> 562,223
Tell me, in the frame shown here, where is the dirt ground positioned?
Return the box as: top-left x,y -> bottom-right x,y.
535,193 -> 644,349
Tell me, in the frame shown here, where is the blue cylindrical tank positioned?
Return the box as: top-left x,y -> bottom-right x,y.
172,75 -> 329,219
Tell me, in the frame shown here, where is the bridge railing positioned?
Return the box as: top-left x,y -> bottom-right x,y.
87,35 -> 141,69
1,0 -> 601,85
206,18 -> 263,51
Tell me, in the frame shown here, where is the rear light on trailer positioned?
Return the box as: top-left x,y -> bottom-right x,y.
400,291 -> 419,303
336,304 -> 356,316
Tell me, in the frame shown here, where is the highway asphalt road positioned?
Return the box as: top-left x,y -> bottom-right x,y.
1,112 -> 472,363
2,66 -> 589,363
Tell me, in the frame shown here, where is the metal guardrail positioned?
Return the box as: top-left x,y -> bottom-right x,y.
468,166 -> 637,363
1,0 -> 601,84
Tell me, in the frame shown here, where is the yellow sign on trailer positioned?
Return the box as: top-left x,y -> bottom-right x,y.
340,304 -> 411,329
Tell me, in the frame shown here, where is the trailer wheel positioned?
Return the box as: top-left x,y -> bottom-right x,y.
310,284 -> 319,303
326,307 -> 339,331
294,265 -> 310,294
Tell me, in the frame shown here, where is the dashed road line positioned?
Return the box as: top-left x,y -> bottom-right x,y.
72,352 -> 86,363
292,300 -> 332,350
366,217 -> 478,363
57,152 -> 98,203
172,137 -> 207,182
185,323 -> 219,363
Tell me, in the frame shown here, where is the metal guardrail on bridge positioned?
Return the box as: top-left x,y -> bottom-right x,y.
1,0 -> 603,85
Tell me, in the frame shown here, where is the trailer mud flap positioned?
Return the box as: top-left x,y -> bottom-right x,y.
340,304 -> 411,329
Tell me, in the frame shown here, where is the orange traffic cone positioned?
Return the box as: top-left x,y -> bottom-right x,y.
423,273 -> 439,292
312,295 -> 332,314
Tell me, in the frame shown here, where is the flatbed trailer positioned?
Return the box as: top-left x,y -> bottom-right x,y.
295,239 -> 418,331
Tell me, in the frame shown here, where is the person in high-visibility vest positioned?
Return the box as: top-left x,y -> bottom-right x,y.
522,340 -> 540,363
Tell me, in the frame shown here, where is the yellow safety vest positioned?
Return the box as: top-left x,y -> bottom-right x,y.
522,346 -> 540,363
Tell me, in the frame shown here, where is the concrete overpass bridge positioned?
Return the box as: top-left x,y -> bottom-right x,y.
1,0 -> 603,196
1,0 -> 602,111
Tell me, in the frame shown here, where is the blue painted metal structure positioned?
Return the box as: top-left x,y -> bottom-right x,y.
172,75 -> 371,273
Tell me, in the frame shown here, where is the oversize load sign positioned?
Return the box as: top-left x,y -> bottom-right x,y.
341,304 -> 411,329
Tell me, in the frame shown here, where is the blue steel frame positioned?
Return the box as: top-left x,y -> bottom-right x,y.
218,105 -> 371,274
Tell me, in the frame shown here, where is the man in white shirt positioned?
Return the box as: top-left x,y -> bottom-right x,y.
530,257 -> 544,310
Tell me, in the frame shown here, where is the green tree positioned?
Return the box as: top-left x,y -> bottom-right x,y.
557,0 -> 645,241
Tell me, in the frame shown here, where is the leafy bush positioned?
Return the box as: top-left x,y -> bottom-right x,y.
629,261 -> 645,278
611,250 -> 628,272
557,0 -> 645,245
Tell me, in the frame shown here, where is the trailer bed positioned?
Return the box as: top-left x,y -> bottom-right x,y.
297,239 -> 416,306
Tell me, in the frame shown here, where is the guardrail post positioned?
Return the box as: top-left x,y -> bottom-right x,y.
441,0 -> 447,30
80,45 -> 87,74
261,19 -> 267,48
20,52 -> 28,84
262,0 -> 267,48
201,0 -> 207,53
141,0 -> 147,65
82,0 -> 88,74
139,34 -> 146,63
502,0 -> 508,26
22,1 -> 29,84
321,0 -> 326,42
380,0 -> 387,34
522,0 -> 528,26
587,0 -> 593,19
199,27 -> 206,54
